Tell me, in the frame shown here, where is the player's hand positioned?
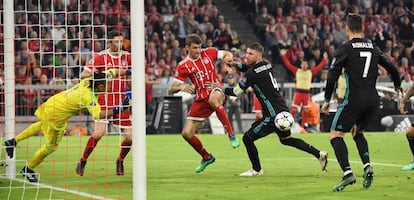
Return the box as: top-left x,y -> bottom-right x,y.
280,49 -> 287,56
223,65 -> 234,74
223,54 -> 234,65
180,84 -> 195,94
323,52 -> 328,60
395,86 -> 404,98
228,62 -> 241,69
400,99 -> 408,114
321,102 -> 330,114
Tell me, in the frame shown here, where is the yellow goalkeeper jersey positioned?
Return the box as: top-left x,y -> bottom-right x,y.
35,69 -> 117,122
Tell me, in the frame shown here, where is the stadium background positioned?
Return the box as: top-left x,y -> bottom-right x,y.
2,0 -> 414,134
0,0 -> 414,199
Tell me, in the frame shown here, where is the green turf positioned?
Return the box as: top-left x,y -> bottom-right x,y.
1,132 -> 413,199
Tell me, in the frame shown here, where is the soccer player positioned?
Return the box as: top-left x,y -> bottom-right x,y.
224,42 -> 328,176
321,13 -> 403,192
76,30 -> 132,176
4,69 -> 131,183
398,86 -> 414,171
280,49 -> 328,128
170,33 -> 240,173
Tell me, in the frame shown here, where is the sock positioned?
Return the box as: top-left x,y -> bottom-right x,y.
353,133 -> 370,165
280,137 -> 320,158
15,121 -> 42,143
407,136 -> 414,161
301,110 -> 309,128
331,137 -> 351,172
215,106 -> 235,136
81,137 -> 99,161
184,135 -> 210,160
118,140 -> 132,161
28,144 -> 57,169
242,134 -> 261,172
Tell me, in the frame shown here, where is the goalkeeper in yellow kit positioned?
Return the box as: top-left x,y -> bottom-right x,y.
4,69 -> 131,183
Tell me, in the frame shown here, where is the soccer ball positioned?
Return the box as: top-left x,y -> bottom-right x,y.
275,111 -> 294,131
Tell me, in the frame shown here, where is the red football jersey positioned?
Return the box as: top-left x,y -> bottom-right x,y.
85,49 -> 131,93
174,47 -> 222,100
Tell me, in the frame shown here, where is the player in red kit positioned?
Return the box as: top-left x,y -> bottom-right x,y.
76,30 -> 132,176
171,34 -> 240,173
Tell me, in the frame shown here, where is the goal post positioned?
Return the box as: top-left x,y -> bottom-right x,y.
1,0 -> 144,199
4,0 -> 16,180
131,0 -> 147,199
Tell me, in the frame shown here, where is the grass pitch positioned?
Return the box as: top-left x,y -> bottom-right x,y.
1,132 -> 413,199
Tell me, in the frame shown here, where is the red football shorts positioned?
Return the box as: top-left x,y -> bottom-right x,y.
292,91 -> 310,108
98,93 -> 132,127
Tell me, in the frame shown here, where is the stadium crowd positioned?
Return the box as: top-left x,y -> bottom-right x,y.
0,0 -> 413,118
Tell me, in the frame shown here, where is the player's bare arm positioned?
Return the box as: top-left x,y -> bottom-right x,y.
171,80 -> 195,94
81,68 -> 93,79
400,87 -> 414,114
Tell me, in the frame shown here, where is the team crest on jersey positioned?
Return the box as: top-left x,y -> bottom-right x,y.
203,58 -> 209,64
89,59 -> 94,65
195,71 -> 205,80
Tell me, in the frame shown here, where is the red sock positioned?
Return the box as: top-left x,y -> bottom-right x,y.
81,137 -> 98,161
118,140 -> 132,161
301,110 -> 309,128
215,106 -> 235,136
185,135 -> 210,160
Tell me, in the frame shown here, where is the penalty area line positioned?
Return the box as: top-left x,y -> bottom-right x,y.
0,175 -> 112,200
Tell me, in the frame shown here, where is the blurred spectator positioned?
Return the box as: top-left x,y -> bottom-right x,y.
145,67 -> 161,115
22,77 -> 37,115
213,22 -> 232,48
172,10 -> 189,47
160,68 -> 174,90
255,6 -> 274,42
401,73 -> 413,93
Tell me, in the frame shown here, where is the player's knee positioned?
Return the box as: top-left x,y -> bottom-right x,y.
181,130 -> 192,140
280,137 -> 293,146
242,133 -> 254,144
91,131 -> 105,139
46,144 -> 58,153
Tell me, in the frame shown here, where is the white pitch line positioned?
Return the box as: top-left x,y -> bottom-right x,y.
0,175 -> 112,200
149,157 -> 406,167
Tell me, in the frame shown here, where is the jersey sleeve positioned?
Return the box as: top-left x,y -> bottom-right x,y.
174,64 -> 189,82
85,53 -> 105,72
204,47 -> 219,60
377,47 -> 401,88
325,44 -> 347,102
237,63 -> 250,73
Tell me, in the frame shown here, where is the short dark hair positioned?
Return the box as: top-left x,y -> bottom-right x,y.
247,42 -> 264,54
90,72 -> 107,89
346,13 -> 363,33
108,30 -> 122,40
185,34 -> 202,46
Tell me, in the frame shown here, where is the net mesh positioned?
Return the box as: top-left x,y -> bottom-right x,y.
0,0 -> 132,199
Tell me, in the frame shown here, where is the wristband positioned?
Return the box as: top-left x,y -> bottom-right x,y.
324,98 -> 330,103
